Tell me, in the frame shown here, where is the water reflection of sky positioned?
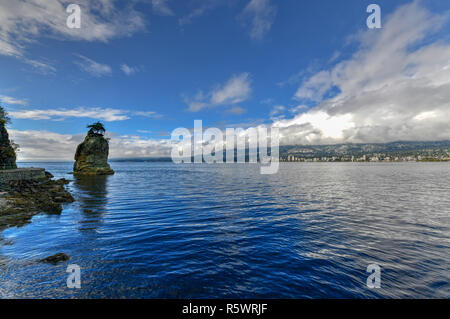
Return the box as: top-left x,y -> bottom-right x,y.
0,162 -> 449,298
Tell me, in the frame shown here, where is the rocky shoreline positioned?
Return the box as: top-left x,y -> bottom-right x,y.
0,116 -> 116,264
0,111 -> 118,265
0,172 -> 74,231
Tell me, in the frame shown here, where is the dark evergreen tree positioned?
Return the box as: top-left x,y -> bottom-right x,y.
0,106 -> 17,170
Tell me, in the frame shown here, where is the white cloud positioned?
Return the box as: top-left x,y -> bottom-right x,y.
185,101 -> 209,112
0,0 -> 145,69
227,106 -> 247,115
0,95 -> 28,106
10,107 -> 129,122
22,58 -> 57,74
211,73 -> 252,104
260,98 -> 274,105
134,111 -> 162,119
413,111 -> 438,121
109,134 -> 172,159
179,7 -> 207,26
272,2 -> 450,145
186,73 -> 252,112
152,0 -> 174,16
238,0 -> 277,40
74,54 -> 112,77
290,105 -> 308,114
10,129 -> 84,161
9,107 -> 162,122
10,129 -> 172,161
269,105 -> 285,120
179,0 -> 224,26
120,64 -> 139,76
295,71 -> 333,102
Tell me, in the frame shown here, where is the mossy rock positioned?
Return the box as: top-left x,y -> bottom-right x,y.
73,134 -> 114,175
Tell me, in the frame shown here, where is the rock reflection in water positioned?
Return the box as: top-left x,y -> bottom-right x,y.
73,175 -> 109,232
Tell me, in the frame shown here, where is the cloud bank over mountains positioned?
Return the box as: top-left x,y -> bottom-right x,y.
274,2 -> 450,145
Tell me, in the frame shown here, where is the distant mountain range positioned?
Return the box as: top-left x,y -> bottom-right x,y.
279,140 -> 450,158
110,140 -> 450,162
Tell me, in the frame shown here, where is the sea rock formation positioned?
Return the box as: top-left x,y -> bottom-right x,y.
73,122 -> 114,175
0,107 -> 17,170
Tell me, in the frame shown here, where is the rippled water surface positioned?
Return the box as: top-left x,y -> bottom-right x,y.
1,162 -> 449,298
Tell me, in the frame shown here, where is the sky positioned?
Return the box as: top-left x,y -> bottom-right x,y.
0,0 -> 449,160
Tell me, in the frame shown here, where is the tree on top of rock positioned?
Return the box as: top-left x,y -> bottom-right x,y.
87,121 -> 106,137
74,120 -> 114,175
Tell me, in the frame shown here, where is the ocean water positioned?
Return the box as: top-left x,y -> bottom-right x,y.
0,162 -> 449,298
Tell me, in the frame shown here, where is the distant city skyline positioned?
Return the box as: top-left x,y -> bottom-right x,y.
1,0 -> 450,160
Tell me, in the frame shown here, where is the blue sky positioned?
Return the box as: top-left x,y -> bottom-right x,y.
1,0 -> 449,160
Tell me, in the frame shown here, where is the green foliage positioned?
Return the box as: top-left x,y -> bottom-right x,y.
87,121 -> 106,136
0,106 -> 18,169
0,145 -> 17,169
0,105 -> 11,125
